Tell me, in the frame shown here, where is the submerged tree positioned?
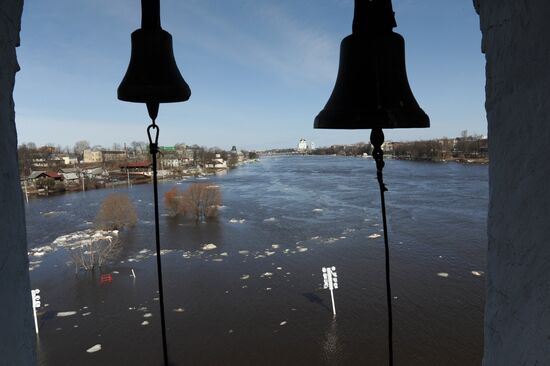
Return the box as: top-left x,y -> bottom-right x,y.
68,233 -> 121,272
95,193 -> 138,230
164,183 -> 221,223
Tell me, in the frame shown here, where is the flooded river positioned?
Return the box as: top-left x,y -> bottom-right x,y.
27,156 -> 488,365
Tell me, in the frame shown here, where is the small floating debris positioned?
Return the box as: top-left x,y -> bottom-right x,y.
57,311 -> 77,317
201,243 -> 217,251
437,272 -> 449,278
86,344 -> 102,353
368,234 -> 382,239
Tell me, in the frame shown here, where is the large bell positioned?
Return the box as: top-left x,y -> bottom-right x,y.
118,0 -> 190,104
315,0 -> 429,129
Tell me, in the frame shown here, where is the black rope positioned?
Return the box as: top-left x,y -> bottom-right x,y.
370,128 -> 394,366
147,116 -> 169,366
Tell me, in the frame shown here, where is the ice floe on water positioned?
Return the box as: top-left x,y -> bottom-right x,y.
143,313 -> 153,318
229,218 -> 246,224
201,243 -> 217,251
437,272 -> 449,278
280,321 -> 287,326
471,271 -> 484,277
86,344 -> 101,353
238,250 -> 249,256
271,244 -> 280,249
212,258 -> 223,262
296,246 -> 308,253
265,251 -> 275,256
141,321 -> 149,326
312,208 -> 324,212
261,272 -> 273,278
173,308 -> 185,313
368,233 -> 382,239
57,311 -> 77,317
240,274 -> 250,280
263,217 -> 277,222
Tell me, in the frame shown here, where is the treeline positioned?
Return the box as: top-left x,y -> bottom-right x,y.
312,142 -> 372,157
393,134 -> 488,161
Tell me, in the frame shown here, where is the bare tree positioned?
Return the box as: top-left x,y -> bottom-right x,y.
74,140 -> 91,156
163,183 -> 222,222
164,187 -> 186,216
95,193 -> 138,230
68,234 -> 121,272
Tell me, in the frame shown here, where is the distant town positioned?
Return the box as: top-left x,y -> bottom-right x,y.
18,131 -> 487,198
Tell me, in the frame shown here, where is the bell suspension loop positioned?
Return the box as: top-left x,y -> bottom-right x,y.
146,104 -> 170,366
370,128 -> 394,366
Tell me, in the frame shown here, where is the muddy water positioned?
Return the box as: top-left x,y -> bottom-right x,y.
27,156 -> 488,365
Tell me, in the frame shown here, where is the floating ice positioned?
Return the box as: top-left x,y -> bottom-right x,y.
229,219 -> 246,224
437,272 -> 449,278
86,344 -> 102,353
280,321 -> 287,326
201,243 -> 217,251
173,308 -> 185,313
139,249 -> 149,254
266,288 -> 272,291
57,311 -> 77,317
261,272 -> 273,278
111,271 -> 119,274
297,247 -> 308,253
82,312 -> 91,317
238,250 -> 249,256
271,244 -> 280,249
143,313 -> 153,318
264,217 -> 277,222
141,321 -> 149,326
240,274 -> 250,280
310,236 -> 320,240
368,234 -> 382,239
212,258 -> 223,262
220,252 -> 228,256
228,329 -> 234,334
471,271 -> 484,277
276,267 -> 282,270
312,209 -> 323,212
265,251 -> 275,256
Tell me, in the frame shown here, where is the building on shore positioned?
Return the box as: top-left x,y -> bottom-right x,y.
298,139 -> 308,152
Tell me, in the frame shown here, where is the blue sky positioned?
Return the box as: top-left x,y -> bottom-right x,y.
15,0 -> 485,150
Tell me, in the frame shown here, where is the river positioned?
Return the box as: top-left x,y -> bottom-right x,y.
27,156 -> 488,365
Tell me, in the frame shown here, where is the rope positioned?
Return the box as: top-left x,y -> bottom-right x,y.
371,128 -> 394,366
147,118 -> 169,366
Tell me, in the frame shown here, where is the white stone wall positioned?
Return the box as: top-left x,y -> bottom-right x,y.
477,1 -> 550,364
0,1 -> 37,365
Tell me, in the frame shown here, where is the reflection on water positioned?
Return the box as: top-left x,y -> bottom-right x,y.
323,319 -> 342,365
26,156 -> 488,366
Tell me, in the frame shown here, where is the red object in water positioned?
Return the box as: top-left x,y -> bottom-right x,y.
100,274 -> 113,284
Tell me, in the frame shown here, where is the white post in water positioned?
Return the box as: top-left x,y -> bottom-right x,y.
31,289 -> 41,334
322,266 -> 338,316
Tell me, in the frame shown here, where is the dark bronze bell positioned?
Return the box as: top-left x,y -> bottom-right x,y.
315,0 -> 429,129
118,0 -> 190,104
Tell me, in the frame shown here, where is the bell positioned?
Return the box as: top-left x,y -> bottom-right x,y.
315,0 -> 429,129
118,0 -> 190,104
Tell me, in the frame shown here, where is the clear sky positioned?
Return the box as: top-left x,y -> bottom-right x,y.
14,0 -> 486,151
